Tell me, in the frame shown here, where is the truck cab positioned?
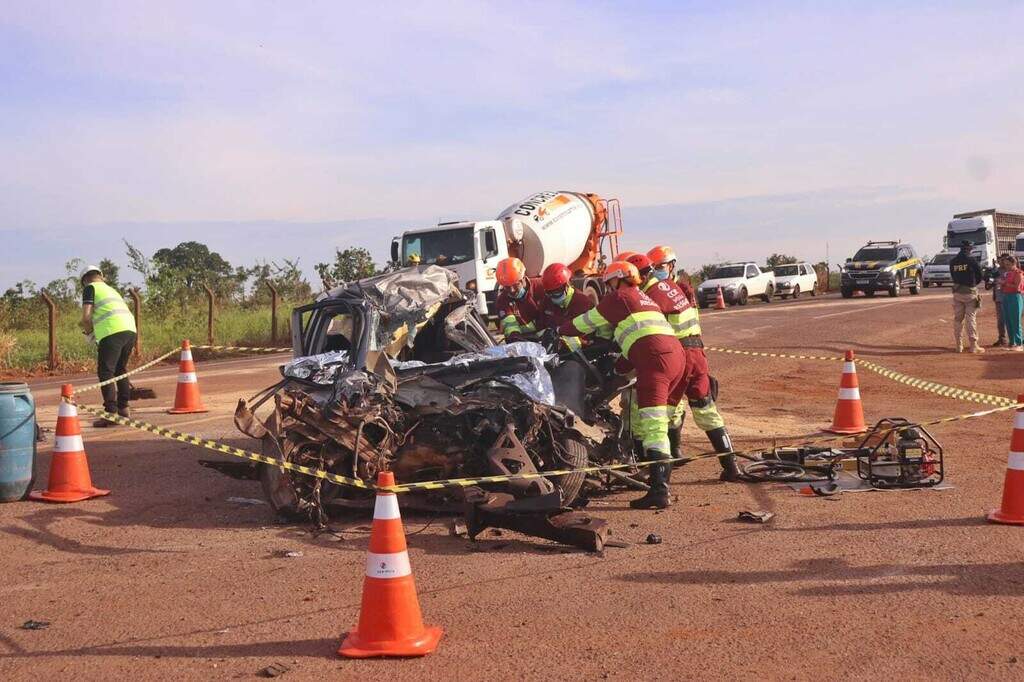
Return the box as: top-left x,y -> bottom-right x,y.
392,221 -> 508,314
945,216 -> 996,269
841,241 -> 922,298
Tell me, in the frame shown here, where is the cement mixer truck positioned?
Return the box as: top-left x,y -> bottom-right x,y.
391,191 -> 623,315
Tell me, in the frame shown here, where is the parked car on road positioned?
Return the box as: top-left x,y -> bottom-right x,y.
697,262 -> 775,307
772,263 -> 818,299
840,241 -> 922,298
922,252 -> 955,287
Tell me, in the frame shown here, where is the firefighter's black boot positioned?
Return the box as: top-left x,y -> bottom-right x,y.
707,427 -> 741,482
669,425 -> 687,468
630,451 -> 672,509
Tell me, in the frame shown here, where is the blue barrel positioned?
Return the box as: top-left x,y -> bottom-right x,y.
0,382 -> 36,502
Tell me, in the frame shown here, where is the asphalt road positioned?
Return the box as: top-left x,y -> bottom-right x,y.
3,287 -> 1023,680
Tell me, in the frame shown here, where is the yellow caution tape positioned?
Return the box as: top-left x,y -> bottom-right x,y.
704,346 -> 1014,406
72,400 -> 372,490
705,346 -> 842,361
73,348 -> 181,394
854,359 -> 1015,407
193,345 -> 292,353
70,397 -> 1024,494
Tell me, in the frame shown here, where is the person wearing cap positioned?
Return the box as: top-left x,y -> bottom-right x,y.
949,240 -> 985,353
558,260 -> 685,509
493,257 -> 546,342
79,265 -> 137,426
534,263 -> 594,351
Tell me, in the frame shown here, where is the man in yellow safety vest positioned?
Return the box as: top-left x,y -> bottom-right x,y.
79,264 -> 137,426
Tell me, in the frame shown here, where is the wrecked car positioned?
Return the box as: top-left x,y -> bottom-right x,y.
229,266 -> 604,524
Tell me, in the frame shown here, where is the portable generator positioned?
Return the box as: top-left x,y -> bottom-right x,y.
854,417 -> 943,488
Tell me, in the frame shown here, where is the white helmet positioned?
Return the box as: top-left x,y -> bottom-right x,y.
80,264 -> 103,279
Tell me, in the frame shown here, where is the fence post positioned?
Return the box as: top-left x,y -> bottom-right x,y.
266,281 -> 279,346
40,291 -> 58,371
202,283 -> 214,346
129,288 -> 142,358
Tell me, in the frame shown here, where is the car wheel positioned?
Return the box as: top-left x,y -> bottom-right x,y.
841,287 -> 853,299
761,284 -> 773,303
864,289 -> 876,297
910,275 -> 921,295
737,287 -> 748,305
889,279 -> 900,297
792,285 -> 801,299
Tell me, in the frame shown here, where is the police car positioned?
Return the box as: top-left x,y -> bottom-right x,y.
840,241 -> 923,298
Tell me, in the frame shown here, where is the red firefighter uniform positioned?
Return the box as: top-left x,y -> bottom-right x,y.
495,276 -> 546,340
536,285 -> 594,351
640,273 -> 736,479
558,285 -> 685,457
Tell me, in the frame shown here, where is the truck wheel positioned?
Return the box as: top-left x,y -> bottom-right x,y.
737,287 -> 748,306
792,285 -> 801,299
761,284 -> 773,303
841,287 -> 853,299
888,279 -> 900,297
910,275 -> 921,295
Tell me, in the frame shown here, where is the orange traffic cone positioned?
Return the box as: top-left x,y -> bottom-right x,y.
168,340 -> 208,414
714,286 -> 726,310
29,385 -> 111,503
339,471 -> 443,658
988,394 -> 1024,525
826,350 -> 866,434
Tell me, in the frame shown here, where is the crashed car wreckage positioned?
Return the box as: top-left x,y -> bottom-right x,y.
213,266 -> 620,550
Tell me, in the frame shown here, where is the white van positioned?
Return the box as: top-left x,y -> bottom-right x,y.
772,263 -> 818,299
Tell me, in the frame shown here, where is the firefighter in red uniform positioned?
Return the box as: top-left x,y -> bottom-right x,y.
534,263 -> 594,350
648,244 -> 697,306
559,261 -> 686,509
494,257 -> 546,341
628,247 -> 740,480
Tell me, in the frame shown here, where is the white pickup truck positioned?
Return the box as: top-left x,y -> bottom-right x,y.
696,262 -> 776,307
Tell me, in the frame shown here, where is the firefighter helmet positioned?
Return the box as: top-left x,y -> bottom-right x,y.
615,251 -> 639,263
541,263 -> 572,291
624,252 -> 652,273
496,257 -> 527,287
602,261 -> 641,286
647,245 -> 677,267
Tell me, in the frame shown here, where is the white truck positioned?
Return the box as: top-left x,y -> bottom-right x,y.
695,262 -> 776,307
391,191 -> 622,315
944,215 -> 997,268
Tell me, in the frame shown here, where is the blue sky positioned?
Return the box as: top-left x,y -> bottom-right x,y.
2,1 -> 1023,288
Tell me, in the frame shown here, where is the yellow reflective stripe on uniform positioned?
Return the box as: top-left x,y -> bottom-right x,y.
614,311 -> 674,356
522,321 -> 537,333
573,308 -> 610,334
690,400 -> 725,431
666,308 -> 701,338
561,336 -> 582,352
636,405 -> 672,453
500,314 -> 522,337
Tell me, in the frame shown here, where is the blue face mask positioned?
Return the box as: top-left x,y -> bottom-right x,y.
511,285 -> 526,300
549,291 -> 568,306
652,269 -> 670,281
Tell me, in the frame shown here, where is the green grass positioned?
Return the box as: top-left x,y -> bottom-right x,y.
2,303 -> 297,375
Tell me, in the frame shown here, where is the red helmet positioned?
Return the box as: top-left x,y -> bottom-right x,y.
615,251 -> 639,263
648,245 -> 677,267
625,252 -> 652,272
496,257 -> 526,287
542,263 -> 572,291
602,261 -> 641,286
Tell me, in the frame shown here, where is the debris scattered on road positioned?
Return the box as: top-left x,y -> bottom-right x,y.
645,533 -> 662,545
227,496 -> 266,505
275,550 -> 304,558
449,519 -> 467,537
737,510 -> 775,523
258,662 -> 290,677
20,620 -> 50,630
